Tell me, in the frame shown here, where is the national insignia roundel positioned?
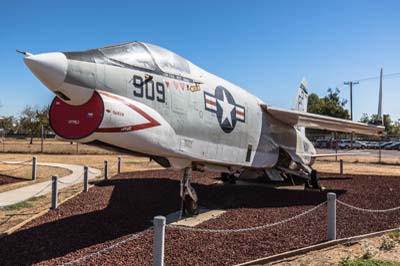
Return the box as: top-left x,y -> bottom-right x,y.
204,86 -> 245,133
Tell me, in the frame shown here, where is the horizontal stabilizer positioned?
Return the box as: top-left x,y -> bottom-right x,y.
261,105 -> 384,136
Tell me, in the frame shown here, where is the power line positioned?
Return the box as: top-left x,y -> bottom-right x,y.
352,72 -> 400,83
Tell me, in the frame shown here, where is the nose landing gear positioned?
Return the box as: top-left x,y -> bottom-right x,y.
180,168 -> 199,217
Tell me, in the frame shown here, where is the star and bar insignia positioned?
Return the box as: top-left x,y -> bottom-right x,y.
204,86 -> 245,133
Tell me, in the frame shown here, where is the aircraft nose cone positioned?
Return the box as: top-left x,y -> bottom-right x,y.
24,52 -> 67,91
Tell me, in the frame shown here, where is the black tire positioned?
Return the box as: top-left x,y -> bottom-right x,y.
221,173 -> 229,182
183,195 -> 199,216
228,174 -> 236,184
310,169 -> 321,189
304,179 -> 312,189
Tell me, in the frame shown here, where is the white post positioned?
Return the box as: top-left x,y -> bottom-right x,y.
51,175 -> 58,210
327,192 -> 336,240
117,157 -> 121,175
104,160 -> 108,180
32,156 -> 37,181
153,216 -> 166,266
83,166 -> 88,192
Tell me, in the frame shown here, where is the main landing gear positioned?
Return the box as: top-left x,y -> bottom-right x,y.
221,172 -> 237,184
180,168 -> 199,216
304,169 -> 321,190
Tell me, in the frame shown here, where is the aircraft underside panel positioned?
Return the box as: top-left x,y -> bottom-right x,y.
251,111 -> 279,168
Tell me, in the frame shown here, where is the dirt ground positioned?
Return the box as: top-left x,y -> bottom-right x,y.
313,160 -> 400,176
0,153 -> 162,177
316,149 -> 400,165
0,181 -> 85,234
270,231 -> 400,266
0,138 -> 116,154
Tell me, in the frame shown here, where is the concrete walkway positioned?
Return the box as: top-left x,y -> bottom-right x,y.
0,162 -> 101,207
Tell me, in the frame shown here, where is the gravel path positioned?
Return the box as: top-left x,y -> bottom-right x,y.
0,170 -> 399,266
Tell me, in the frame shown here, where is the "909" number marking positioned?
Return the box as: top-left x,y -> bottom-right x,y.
132,75 -> 165,103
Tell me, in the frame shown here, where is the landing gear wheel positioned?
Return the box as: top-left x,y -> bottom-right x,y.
304,179 -> 312,189
221,173 -> 229,182
304,170 -> 321,190
183,195 -> 199,216
310,169 -> 321,189
228,174 -> 237,184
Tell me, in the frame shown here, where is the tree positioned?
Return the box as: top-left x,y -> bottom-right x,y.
307,88 -> 350,119
360,113 -> 393,133
391,120 -> 400,137
20,106 -> 39,144
0,116 -> 17,135
306,88 -> 350,139
36,105 -> 50,137
19,105 -> 50,144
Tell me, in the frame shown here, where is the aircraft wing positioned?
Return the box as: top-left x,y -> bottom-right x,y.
261,105 -> 385,136
311,152 -> 370,158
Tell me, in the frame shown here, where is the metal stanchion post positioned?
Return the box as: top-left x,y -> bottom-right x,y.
104,160 -> 108,180
32,156 -> 37,181
339,159 -> 343,175
117,156 -> 121,175
379,139 -> 382,164
51,175 -> 58,210
83,166 -> 88,192
153,216 -> 166,266
327,192 -> 336,241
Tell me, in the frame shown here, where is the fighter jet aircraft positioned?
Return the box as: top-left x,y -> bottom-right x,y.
21,42 -> 384,215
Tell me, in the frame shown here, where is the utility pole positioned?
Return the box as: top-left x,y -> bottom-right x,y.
344,81 -> 359,121
344,81 -> 359,149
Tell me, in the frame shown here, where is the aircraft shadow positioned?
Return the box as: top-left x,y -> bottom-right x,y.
0,173 -> 346,265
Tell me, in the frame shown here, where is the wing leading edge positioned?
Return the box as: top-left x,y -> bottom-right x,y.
261,105 -> 385,136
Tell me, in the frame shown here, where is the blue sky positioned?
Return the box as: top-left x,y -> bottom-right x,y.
1,0 -> 400,121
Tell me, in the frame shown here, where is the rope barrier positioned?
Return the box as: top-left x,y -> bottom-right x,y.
337,199 -> 400,213
55,202 -> 326,265
0,182 -> 52,209
0,159 -> 33,165
0,159 -> 33,174
167,201 -> 327,233
57,173 -> 84,185
88,168 -> 101,175
57,228 -> 152,266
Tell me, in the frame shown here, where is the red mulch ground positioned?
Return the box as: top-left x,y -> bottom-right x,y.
0,174 -> 26,186
0,170 -> 399,266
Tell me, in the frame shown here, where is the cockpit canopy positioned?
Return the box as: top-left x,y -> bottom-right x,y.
98,42 -> 191,76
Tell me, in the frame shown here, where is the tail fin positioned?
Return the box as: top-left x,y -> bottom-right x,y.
292,78 -> 308,112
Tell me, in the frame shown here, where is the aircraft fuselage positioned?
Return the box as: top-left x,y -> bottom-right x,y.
24,42 -> 314,173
